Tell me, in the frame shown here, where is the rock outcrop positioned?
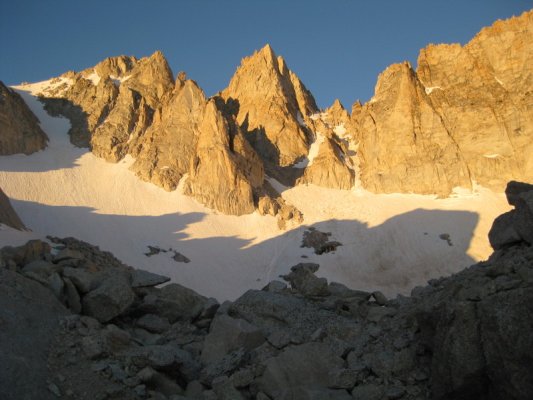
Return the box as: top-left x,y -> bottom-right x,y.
220,44 -> 319,167
0,186 -> 25,230
296,100 -> 356,189
0,81 -> 48,155
183,100 -> 264,215
1,188 -> 532,399
355,62 -> 471,195
130,78 -> 207,191
40,51 -> 173,153
354,10 -> 533,195
489,181 -> 533,249
299,133 -> 355,190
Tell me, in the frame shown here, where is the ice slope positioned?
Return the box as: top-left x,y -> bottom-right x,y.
0,83 -> 510,300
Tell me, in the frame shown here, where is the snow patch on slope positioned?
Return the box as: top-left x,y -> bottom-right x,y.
85,71 -> 101,85
333,123 -> 347,138
110,74 -> 132,86
425,86 -> 442,95
294,132 -> 325,168
16,77 -> 73,97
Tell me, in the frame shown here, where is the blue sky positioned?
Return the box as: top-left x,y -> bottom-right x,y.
1,1 -> 530,109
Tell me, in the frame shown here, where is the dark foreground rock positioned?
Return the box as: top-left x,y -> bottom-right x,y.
1,186 -> 532,399
489,181 -> 533,249
0,80 -> 48,155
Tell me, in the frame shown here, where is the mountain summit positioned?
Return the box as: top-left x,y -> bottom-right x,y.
221,44 -> 319,167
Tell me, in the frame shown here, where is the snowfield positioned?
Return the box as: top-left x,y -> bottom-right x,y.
0,83 -> 510,300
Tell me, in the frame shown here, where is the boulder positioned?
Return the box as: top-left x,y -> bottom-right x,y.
62,266 -> 102,294
22,260 -> 59,278
281,263 -> 329,297
63,277 -> 82,313
136,314 -> 171,333
82,274 -> 135,322
489,180 -> 533,249
0,239 -> 50,266
142,283 -> 207,323
257,342 -> 344,398
131,269 -> 170,288
201,314 -> 265,364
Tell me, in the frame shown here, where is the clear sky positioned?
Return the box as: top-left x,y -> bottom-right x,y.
1,0 -> 531,109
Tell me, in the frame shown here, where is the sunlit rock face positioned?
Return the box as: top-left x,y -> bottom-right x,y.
355,61 -> 472,196
39,51 -> 173,155
130,78 -> 207,191
32,52 -> 295,222
0,81 -> 48,155
298,99 -> 357,190
183,99 -> 264,215
354,10 -> 533,195
220,44 -> 319,167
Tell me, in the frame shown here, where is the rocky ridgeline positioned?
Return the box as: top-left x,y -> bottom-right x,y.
1,182 -> 532,400
0,81 -> 48,155
2,11 -> 532,219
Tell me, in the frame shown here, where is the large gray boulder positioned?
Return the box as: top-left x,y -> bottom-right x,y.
141,283 -> 207,323
257,342 -> 345,398
82,274 -> 135,322
201,314 -> 265,364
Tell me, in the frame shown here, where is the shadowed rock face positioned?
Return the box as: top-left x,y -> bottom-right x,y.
0,81 -> 48,155
489,181 -> 533,249
220,44 -> 319,167
354,10 -> 533,195
0,187 -> 25,230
